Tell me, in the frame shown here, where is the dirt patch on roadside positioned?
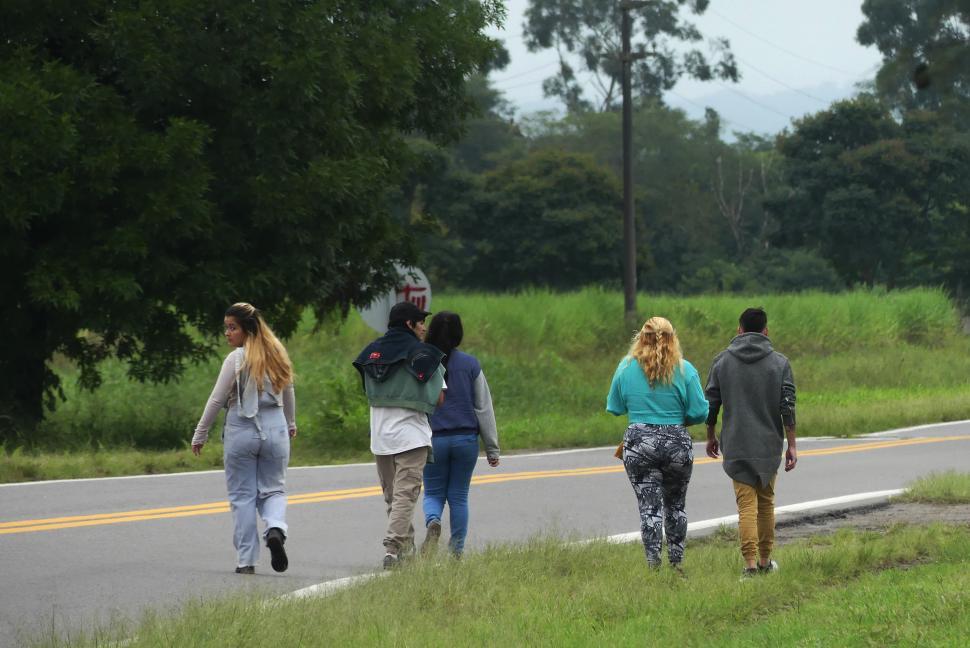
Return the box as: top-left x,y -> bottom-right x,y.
775,502 -> 970,543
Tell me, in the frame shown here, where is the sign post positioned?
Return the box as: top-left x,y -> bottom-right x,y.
358,265 -> 432,334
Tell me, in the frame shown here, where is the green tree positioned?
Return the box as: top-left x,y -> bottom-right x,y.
524,0 -> 738,112
525,104 -> 738,290
441,150 -> 623,289
0,0 -> 503,436
858,0 -> 970,126
770,96 -> 969,289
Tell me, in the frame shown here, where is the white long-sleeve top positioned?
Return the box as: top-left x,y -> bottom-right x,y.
192,349 -> 295,446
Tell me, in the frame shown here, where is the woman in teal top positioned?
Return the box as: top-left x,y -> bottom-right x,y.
606,316 -> 708,573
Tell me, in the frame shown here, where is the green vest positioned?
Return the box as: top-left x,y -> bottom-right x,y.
364,364 -> 445,414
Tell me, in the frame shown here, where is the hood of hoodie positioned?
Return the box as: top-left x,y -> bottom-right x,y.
727,332 -> 774,364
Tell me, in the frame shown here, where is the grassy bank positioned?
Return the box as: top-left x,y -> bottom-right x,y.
5,287 -> 970,482
896,470 -> 970,504
34,523 -> 970,647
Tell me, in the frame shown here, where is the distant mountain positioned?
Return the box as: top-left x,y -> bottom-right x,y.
665,81 -> 864,138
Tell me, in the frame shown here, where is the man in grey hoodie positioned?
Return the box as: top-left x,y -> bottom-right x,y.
705,307 -> 797,578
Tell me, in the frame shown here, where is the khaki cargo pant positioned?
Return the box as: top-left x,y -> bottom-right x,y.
375,446 -> 428,555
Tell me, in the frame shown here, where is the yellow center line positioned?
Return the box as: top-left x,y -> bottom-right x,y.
3,434 -> 969,535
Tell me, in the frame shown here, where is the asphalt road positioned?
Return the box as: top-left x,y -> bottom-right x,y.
3,420 -> 969,646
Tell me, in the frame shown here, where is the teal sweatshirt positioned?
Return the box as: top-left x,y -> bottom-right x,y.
606,357 -> 709,425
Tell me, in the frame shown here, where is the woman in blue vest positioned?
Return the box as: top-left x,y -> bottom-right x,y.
421,311 -> 500,556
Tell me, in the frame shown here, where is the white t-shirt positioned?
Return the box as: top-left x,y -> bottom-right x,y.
369,379 -> 446,456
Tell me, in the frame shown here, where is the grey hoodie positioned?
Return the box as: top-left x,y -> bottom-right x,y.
705,333 -> 796,487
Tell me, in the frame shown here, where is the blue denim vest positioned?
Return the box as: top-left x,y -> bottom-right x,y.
430,350 -> 481,435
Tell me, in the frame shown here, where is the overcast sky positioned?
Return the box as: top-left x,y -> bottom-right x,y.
486,0 -> 885,135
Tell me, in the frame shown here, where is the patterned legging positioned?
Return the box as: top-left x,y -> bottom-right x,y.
622,423 -> 694,565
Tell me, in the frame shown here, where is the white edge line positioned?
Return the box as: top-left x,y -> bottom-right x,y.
603,489 -> 905,544
282,572 -> 390,601
286,489 -> 906,600
861,419 -> 970,438
7,418 -> 968,488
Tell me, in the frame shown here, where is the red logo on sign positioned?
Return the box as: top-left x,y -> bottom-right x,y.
369,352 -> 381,359
396,284 -> 428,311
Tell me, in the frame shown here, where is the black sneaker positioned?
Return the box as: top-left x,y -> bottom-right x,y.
383,552 -> 400,570
266,527 -> 288,573
235,565 -> 255,575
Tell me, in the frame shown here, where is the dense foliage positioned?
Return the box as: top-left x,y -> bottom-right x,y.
0,0 -> 503,434
770,97 -> 970,291
858,0 -> 970,127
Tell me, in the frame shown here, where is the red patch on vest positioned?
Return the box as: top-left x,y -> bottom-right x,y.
369,352 -> 381,359
418,373 -> 425,380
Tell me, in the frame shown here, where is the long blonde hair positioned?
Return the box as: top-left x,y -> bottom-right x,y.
628,316 -> 683,386
225,302 -> 294,393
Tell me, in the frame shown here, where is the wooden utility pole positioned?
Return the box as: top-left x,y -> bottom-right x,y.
620,1 -> 647,327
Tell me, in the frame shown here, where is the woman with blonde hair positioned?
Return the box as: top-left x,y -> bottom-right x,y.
606,316 -> 708,573
192,302 -> 296,574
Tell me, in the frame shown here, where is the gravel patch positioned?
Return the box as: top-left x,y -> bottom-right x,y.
775,502 -> 970,543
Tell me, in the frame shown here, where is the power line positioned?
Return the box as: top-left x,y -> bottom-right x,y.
735,57 -> 831,105
665,89 -> 762,133
715,82 -> 796,120
491,60 -> 559,85
708,8 -> 862,77
495,77 -> 550,92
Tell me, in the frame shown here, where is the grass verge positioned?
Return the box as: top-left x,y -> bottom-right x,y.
895,470 -> 970,504
32,524 -> 970,647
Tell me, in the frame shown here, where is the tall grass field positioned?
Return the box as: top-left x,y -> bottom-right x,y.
5,288 -> 970,482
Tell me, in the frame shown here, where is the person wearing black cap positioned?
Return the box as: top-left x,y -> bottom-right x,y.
353,301 -> 447,569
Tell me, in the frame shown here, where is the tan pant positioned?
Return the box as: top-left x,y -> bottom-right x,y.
375,446 -> 428,554
733,476 -> 777,563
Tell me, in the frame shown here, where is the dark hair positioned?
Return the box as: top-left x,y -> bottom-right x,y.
739,307 -> 768,333
425,311 -> 463,368
225,302 -> 261,335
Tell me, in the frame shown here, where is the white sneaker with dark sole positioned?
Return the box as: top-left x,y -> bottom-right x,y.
758,559 -> 779,574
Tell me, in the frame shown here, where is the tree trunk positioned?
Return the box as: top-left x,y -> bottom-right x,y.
0,309 -> 54,445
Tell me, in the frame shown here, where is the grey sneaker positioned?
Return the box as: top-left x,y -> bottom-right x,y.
740,567 -> 759,581
758,559 -> 779,574
235,565 -> 255,575
421,519 -> 441,555
383,552 -> 400,570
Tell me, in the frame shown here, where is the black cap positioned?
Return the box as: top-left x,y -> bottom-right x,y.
388,301 -> 431,326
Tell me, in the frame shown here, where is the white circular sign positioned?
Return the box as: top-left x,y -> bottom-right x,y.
358,265 -> 432,334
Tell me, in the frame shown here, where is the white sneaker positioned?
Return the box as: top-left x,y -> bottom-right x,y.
758,559 -> 779,574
